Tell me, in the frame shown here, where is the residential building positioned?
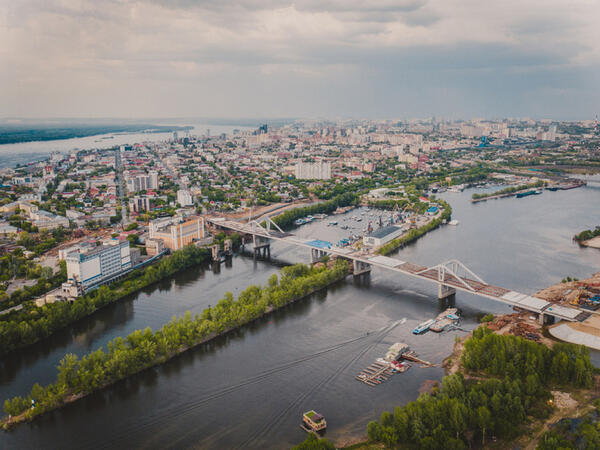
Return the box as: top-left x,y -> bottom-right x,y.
295,161 -> 331,180
177,189 -> 194,207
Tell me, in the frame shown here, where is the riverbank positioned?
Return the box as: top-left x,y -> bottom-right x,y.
1,260 -> 351,429
322,315 -> 597,450
536,271 -> 600,350
0,245 -> 212,356
377,200 -> 452,255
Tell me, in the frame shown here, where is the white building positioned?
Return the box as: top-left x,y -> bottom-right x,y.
63,240 -> 131,291
363,225 -> 405,247
295,161 -> 332,180
177,189 -> 194,207
125,171 -> 159,193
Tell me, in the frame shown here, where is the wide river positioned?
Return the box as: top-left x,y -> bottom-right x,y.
1,181 -> 599,449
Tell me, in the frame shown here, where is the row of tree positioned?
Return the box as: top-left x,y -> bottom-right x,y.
0,245 -> 212,356
2,260 -> 350,424
271,193 -> 359,230
378,200 -> 452,256
360,328 -> 594,449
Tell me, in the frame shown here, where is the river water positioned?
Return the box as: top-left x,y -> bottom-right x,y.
0,123 -> 253,168
1,182 -> 599,449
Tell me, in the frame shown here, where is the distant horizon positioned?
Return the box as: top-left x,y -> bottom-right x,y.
0,115 -> 596,124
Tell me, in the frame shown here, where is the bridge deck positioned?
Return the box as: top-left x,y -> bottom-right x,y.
207,218 -> 586,322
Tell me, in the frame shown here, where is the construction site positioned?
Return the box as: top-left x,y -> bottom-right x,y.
534,272 -> 600,349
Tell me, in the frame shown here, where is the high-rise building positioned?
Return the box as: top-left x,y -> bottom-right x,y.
125,172 -> 159,193
129,196 -> 151,213
177,189 -> 194,207
294,161 -> 332,180
62,240 -> 131,291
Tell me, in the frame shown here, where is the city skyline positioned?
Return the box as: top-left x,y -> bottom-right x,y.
1,0 -> 599,120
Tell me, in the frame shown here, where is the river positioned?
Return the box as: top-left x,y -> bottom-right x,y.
0,123 -> 253,168
1,182 -> 599,449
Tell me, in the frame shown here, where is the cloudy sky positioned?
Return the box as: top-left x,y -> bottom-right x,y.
1,0 -> 599,120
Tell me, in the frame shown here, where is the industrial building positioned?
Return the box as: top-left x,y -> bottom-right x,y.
62,239 -> 132,292
149,216 -> 205,250
363,225 -> 405,247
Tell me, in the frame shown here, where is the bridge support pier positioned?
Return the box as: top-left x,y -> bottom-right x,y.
353,260 -> 372,276
438,284 -> 456,300
310,248 -> 328,264
253,235 -> 270,259
210,244 -> 220,261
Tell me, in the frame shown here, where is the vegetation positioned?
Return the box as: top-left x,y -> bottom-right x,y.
271,193 -> 359,230
537,400 -> 600,449
362,327 -> 595,449
292,433 -> 335,450
479,313 -> 494,323
0,124 -> 192,145
472,180 -> 544,200
0,245 -> 212,356
1,260 -> 350,425
574,226 -> 600,243
378,200 -> 452,255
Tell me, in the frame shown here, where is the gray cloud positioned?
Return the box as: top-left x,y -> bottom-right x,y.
0,0 -> 598,119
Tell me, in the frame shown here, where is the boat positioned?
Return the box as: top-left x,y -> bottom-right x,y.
516,190 -> 537,198
294,218 -> 306,226
328,221 -> 338,226
314,214 -> 327,219
412,319 -> 435,334
448,220 -> 459,226
546,186 -> 559,191
302,410 -> 327,432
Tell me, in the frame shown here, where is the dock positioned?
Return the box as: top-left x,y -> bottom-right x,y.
401,350 -> 434,367
355,361 -> 398,386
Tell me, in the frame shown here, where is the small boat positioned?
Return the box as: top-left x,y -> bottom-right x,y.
448,220 -> 459,226
302,410 -> 327,432
328,221 -> 338,226
294,218 -> 306,226
413,319 -> 435,334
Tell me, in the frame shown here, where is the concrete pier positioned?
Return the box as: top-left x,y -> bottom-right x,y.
438,284 -> 456,300
310,248 -> 328,264
253,235 -> 270,259
353,260 -> 372,276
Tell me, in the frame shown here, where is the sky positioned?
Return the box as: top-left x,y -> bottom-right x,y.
1,0 -> 599,120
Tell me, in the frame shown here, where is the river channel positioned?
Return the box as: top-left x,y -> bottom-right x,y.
1,182 -> 599,449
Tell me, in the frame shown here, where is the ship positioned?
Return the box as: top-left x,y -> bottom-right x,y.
302,410 -> 327,433
412,319 -> 435,334
516,190 -> 540,198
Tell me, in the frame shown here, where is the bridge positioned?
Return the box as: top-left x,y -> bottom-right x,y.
206,216 -> 588,324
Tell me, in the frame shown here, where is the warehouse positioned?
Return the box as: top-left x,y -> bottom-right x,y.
363,225 -> 405,247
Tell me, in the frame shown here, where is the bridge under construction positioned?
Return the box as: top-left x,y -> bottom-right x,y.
206,216 -> 589,324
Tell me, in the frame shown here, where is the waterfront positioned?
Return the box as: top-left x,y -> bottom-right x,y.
1,185 -> 599,448
0,123 -> 253,168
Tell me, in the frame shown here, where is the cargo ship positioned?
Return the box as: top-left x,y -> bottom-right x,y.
412,319 -> 435,334
516,189 -> 542,198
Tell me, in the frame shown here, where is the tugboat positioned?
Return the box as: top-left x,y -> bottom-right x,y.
301,410 -> 327,433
